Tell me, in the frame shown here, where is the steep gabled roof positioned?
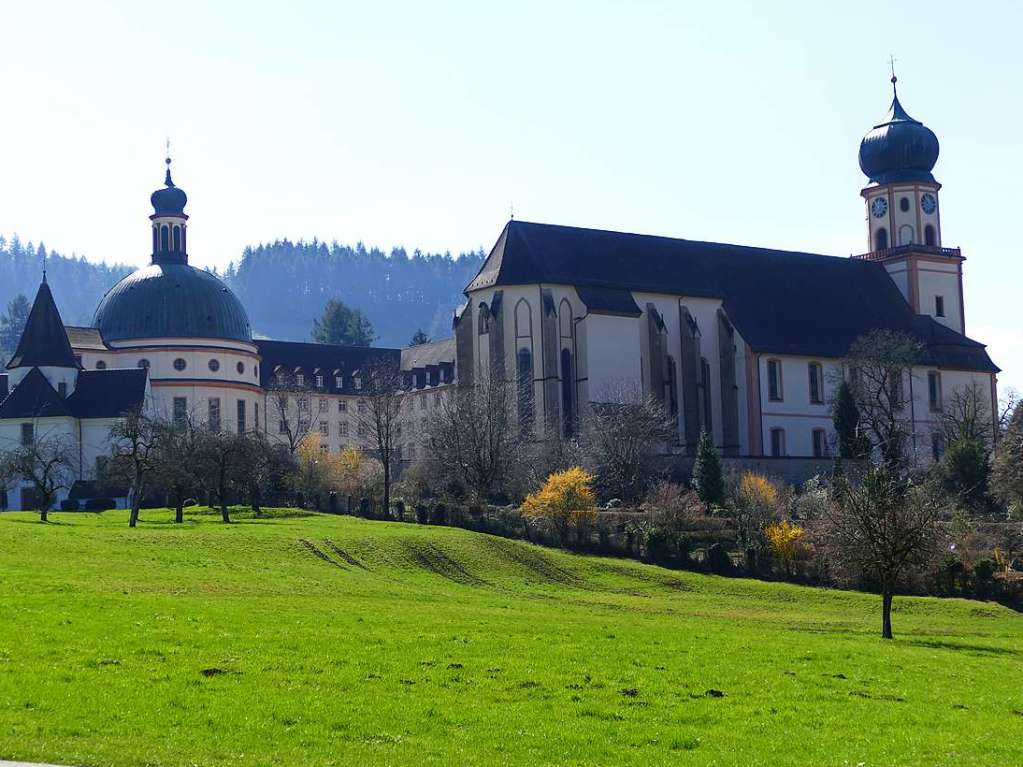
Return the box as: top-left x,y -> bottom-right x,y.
6,281 -> 79,370
65,326 -> 108,351
67,369 -> 148,418
0,367 -> 71,418
467,220 -> 998,372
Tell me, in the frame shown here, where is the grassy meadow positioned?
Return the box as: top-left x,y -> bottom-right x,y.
0,507 -> 1020,766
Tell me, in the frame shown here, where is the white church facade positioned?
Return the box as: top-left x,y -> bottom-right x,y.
0,76 -> 1001,510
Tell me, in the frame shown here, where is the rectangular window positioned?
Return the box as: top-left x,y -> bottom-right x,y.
358,400 -> 367,414
935,296 -> 945,317
339,422 -> 349,437
335,376 -> 343,389
770,428 -> 786,457
316,374 -> 324,389
319,420 -> 329,436
319,399 -> 328,413
254,403 -> 259,432
208,397 -> 221,432
57,382 -> 67,398
812,428 -> 827,458
928,371 -> 942,412
237,400 -> 246,434
358,423 -> 367,437
173,397 -> 187,428
20,422 -> 34,446
808,363 -> 824,404
298,397 -> 309,412
338,401 -> 347,413
419,396 -> 427,411
296,374 -> 305,387
767,359 -> 783,402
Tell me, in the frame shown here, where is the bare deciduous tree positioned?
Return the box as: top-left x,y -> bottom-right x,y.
4,431 -> 73,522
108,411 -> 163,528
940,381 -> 994,447
825,468 -> 940,639
151,415 -> 205,523
427,373 -> 518,506
579,382 -> 674,503
265,371 -> 313,456
195,428 -> 247,523
998,387 -> 1020,435
992,401 -> 1023,515
845,330 -> 922,471
356,357 -> 406,515
236,431 -> 295,515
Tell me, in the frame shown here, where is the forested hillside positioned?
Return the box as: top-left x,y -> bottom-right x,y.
0,233 -> 485,352
0,234 -> 132,327
222,240 -> 485,346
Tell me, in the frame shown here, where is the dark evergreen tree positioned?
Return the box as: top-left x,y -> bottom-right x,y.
311,299 -> 376,346
0,293 -> 31,354
832,380 -> 869,459
939,437 -> 990,511
691,430 -> 724,506
409,329 -> 431,346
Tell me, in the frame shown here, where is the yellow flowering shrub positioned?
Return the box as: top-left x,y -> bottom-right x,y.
522,467 -> 597,537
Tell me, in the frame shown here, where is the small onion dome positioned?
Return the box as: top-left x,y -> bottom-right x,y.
858,77 -> 939,186
150,157 -> 188,216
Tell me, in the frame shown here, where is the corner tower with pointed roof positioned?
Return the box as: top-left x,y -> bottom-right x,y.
855,74 -> 966,335
5,277 -> 81,395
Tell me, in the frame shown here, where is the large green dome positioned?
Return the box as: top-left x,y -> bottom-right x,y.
93,263 -> 252,343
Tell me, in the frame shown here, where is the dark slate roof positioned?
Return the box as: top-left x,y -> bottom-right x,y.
93,264 -> 252,343
467,220 -> 997,372
0,368 -> 71,418
858,83 -> 939,186
67,369 -> 148,418
576,286 -> 642,317
0,367 -> 148,419
6,281 -> 79,370
400,338 -> 455,370
256,340 -> 401,393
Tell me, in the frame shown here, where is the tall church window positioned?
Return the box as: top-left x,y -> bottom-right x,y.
519,349 -> 536,433
928,371 -> 942,412
924,224 -> 936,246
172,225 -> 181,251
812,428 -> 827,458
208,397 -> 221,432
173,397 -> 187,428
160,225 -> 169,251
152,227 -> 158,253
808,362 -> 824,404
700,357 -> 712,433
20,423 -> 34,446
561,349 -> 574,437
874,227 -> 888,251
770,428 -> 786,457
478,303 -> 491,335
237,400 -> 247,434
767,359 -> 783,402
666,356 -> 679,420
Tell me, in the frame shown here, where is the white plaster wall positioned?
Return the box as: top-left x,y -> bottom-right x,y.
585,314 -> 642,402
917,262 -> 962,332
758,355 -> 838,457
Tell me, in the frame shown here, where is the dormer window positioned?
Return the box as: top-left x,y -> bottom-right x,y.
316,374 -> 324,389
296,373 -> 305,387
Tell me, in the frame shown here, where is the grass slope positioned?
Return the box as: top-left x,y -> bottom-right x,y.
0,508 -> 1020,766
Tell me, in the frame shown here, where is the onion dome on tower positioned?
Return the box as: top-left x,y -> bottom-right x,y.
92,155 -> 252,343
858,75 -> 939,186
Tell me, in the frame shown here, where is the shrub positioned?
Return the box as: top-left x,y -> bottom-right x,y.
725,472 -> 782,552
706,543 -> 732,574
644,481 -> 705,532
691,431 -> 724,506
940,437 -> 990,510
765,520 -> 808,577
521,467 -> 597,543
59,499 -> 80,512
415,504 -> 429,524
429,503 -> 448,525
84,498 -> 116,511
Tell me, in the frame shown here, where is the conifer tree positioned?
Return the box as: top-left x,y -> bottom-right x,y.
832,380 -> 868,459
691,430 -> 724,506
409,329 -> 431,346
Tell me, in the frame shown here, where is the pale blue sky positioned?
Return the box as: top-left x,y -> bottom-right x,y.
1,1 -> 1019,390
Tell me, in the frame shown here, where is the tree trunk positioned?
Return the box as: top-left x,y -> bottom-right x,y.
382,460 -> 390,520
251,484 -> 262,517
881,587 -> 894,639
39,508 -> 48,523
221,502 -> 231,523
129,467 -> 144,528
175,500 -> 184,524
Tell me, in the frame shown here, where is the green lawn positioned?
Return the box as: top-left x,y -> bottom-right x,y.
0,508 -> 1020,766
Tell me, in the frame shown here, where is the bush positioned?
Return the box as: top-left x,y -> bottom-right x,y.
84,498 -> 116,511
940,437 -> 991,510
522,467 -> 597,542
765,520 -> 808,577
60,499 -> 80,512
706,543 -> 732,574
415,504 -> 429,524
429,503 -> 448,525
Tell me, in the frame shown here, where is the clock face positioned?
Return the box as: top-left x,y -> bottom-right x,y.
871,197 -> 888,218
921,193 -> 937,215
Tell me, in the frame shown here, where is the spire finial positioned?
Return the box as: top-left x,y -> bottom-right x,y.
509,201 -> 514,221
164,138 -> 174,187
889,54 -> 898,92
41,248 -> 47,284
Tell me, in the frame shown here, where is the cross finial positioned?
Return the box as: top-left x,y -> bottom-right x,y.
41,248 -> 47,284
164,137 -> 174,186
889,54 -> 898,87
510,202 -> 514,221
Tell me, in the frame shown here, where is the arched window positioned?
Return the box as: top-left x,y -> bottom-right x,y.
160,225 -> 169,251
666,356 -> 679,420
173,225 -> 181,251
478,303 -> 491,335
517,348 -> 534,430
924,224 -> 936,246
561,349 -> 574,437
898,225 -> 914,245
152,227 -> 158,253
874,227 -> 888,251
514,298 -> 532,337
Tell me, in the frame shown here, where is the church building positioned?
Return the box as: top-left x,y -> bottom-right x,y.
455,76 -> 999,461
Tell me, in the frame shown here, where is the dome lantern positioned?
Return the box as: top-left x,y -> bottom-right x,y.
149,151 -> 189,265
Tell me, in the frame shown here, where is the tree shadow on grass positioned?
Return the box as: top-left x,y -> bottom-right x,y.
906,639 -> 1020,656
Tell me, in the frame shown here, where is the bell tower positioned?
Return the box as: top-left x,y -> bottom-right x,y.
150,150 -> 189,266
855,73 -> 965,334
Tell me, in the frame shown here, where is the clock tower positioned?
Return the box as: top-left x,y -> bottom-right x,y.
855,74 -> 965,334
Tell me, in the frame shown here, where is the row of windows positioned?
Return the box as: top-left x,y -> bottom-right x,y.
767,427 -> 830,458
93,358 -> 256,377
767,360 -> 825,404
873,223 -> 937,251
172,396 -> 257,435
153,223 -> 186,253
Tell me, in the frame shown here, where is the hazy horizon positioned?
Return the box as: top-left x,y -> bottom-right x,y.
1,1 -> 1019,390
